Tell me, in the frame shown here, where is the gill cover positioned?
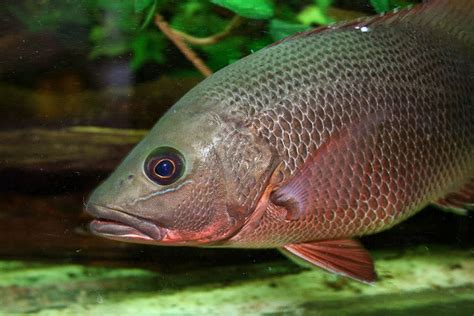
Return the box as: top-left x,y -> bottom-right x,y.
86,93 -> 276,246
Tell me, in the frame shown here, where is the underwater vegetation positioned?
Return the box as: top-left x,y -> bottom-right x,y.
2,248 -> 474,314
8,0 -> 418,74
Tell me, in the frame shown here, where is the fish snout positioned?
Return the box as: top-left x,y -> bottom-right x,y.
85,203 -> 168,242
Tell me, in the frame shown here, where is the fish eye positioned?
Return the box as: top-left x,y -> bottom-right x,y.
145,147 -> 185,185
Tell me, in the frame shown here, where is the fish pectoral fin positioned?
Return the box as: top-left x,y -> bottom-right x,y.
270,182 -> 309,220
281,239 -> 377,284
270,112 -> 388,221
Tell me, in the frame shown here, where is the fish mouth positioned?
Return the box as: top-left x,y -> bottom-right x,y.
86,204 -> 168,242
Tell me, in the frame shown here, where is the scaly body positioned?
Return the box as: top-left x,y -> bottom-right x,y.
87,0 -> 473,282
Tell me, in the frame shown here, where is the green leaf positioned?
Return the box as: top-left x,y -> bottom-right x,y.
89,42 -> 130,59
89,26 -> 105,42
316,0 -> 333,11
171,0 -> 227,37
211,0 -> 274,19
269,19 -> 309,41
95,0 -> 134,11
245,37 -> 272,53
135,0 -> 154,13
200,36 -> 245,69
140,0 -> 157,30
130,30 -> 166,70
391,0 -> 414,9
297,5 -> 334,25
370,0 -> 390,13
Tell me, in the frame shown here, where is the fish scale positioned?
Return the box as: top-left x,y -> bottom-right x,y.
213,7 -> 473,246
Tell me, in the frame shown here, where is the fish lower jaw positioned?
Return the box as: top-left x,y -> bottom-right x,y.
89,219 -> 155,242
86,204 -> 168,242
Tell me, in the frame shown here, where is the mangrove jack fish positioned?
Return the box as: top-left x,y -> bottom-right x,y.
86,0 -> 473,283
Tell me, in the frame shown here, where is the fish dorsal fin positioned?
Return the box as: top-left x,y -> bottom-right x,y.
434,177 -> 474,215
281,239 -> 377,284
269,3 -> 428,48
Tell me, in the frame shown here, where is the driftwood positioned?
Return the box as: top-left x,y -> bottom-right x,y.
0,127 -> 145,172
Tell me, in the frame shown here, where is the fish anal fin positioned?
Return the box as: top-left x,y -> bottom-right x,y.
435,178 -> 474,214
281,239 -> 377,284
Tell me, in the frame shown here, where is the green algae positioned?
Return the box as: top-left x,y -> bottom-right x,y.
0,263 -> 156,288
1,247 -> 473,315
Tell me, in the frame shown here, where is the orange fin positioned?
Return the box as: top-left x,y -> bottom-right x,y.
281,239 -> 377,284
271,112 -> 386,221
435,178 -> 474,215
270,177 -> 310,220
270,125 -> 352,220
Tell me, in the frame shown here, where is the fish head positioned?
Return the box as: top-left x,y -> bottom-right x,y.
86,96 -> 275,246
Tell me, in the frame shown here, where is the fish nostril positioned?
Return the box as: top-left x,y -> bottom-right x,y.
118,175 -> 134,187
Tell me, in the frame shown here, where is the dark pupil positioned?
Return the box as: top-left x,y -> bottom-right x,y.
154,159 -> 175,178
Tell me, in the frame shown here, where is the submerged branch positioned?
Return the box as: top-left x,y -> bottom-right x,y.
153,13 -> 241,77
0,127 -> 146,172
154,14 -> 213,77
172,15 -> 242,45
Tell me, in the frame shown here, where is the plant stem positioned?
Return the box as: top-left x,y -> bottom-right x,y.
154,14 -> 213,77
172,15 -> 242,45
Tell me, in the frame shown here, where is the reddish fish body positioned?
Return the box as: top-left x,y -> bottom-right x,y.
205,0 -> 474,247
87,0 -> 473,283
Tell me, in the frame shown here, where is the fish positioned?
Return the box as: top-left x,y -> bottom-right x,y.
86,0 -> 473,283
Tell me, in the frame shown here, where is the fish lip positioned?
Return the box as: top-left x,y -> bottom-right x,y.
86,204 -> 167,241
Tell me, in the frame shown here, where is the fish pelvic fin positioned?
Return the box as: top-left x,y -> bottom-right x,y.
281,239 -> 377,284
